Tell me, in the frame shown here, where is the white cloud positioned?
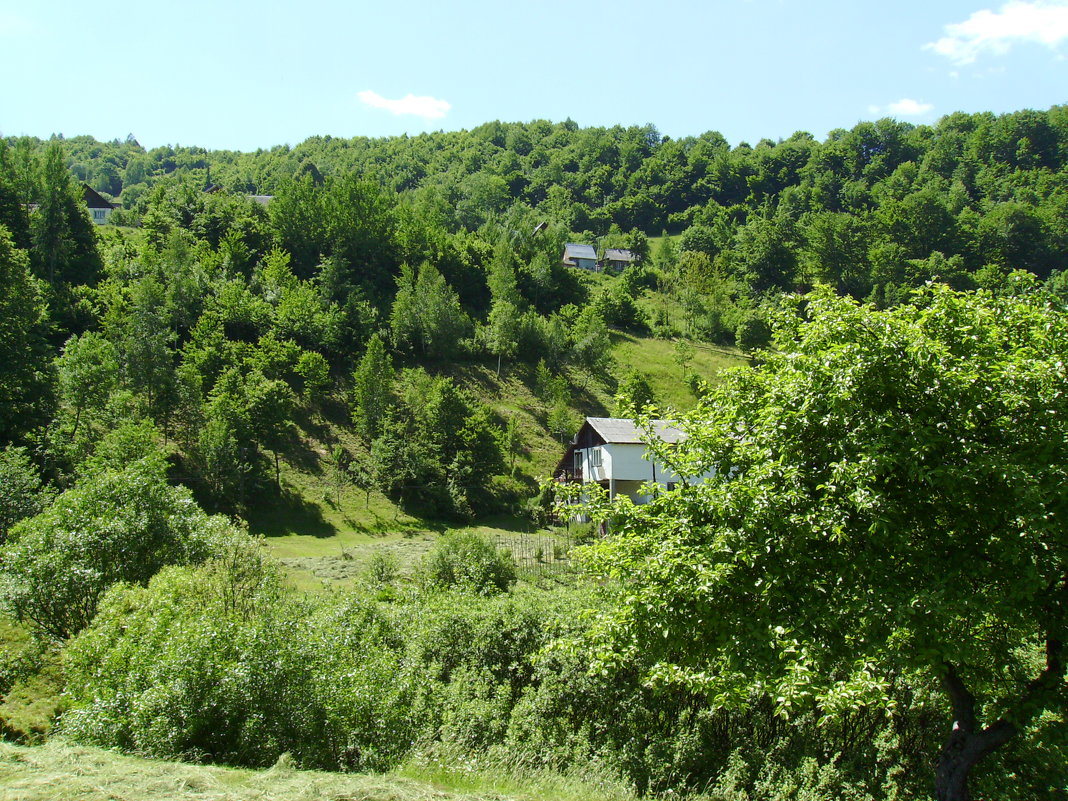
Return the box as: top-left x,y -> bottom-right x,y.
925,1 -> 1068,65
869,99 -> 934,117
357,90 -> 451,120
888,98 -> 934,116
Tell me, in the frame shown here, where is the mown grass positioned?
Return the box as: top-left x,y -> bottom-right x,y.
0,741 -> 637,801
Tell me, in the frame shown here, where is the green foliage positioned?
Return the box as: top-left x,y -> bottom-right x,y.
0,432 -> 230,640
391,262 -> 471,360
579,283 -> 1068,796
613,370 -> 657,417
56,330 -> 119,443
0,447 -> 48,544
31,141 -> 102,290
365,550 -> 400,587
734,314 -> 772,353
417,531 -> 516,596
0,225 -> 52,444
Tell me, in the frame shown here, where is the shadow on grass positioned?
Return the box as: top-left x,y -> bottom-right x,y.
244,487 -> 337,539
474,511 -> 538,533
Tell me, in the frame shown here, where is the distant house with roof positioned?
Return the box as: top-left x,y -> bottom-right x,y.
555,416 -> 710,504
601,248 -> 638,273
82,184 -> 116,225
561,243 -> 598,271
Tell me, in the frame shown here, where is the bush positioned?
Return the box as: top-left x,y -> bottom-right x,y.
734,314 -> 772,353
0,447 -> 48,544
0,450 -> 227,640
417,531 -> 516,596
365,550 -> 399,586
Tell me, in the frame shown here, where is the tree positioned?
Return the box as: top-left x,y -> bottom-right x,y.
0,225 -> 52,444
350,333 -> 394,441
613,370 -> 656,417
578,283 -> 1068,801
56,331 -> 119,442
0,447 -> 48,544
734,314 -> 772,354
31,141 -> 101,290
390,262 -> 470,360
484,299 -> 521,375
247,372 -> 294,491
0,437 -> 218,639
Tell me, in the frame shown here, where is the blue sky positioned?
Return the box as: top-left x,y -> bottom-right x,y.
2,0 -> 1067,151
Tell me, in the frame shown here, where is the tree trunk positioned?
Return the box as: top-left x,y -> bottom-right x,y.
934,719 -> 1011,801
935,638 -> 1064,801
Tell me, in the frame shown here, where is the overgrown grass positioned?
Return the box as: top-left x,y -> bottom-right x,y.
0,618 -> 63,742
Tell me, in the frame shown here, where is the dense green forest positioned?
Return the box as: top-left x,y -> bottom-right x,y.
1,106 -> 1068,801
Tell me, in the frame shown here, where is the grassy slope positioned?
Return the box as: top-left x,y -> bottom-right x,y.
248,325 -> 746,588
0,741 -> 636,801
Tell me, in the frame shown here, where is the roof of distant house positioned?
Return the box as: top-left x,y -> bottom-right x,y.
563,243 -> 597,261
604,248 -> 636,262
249,195 -> 273,206
585,417 -> 685,444
81,184 -> 115,210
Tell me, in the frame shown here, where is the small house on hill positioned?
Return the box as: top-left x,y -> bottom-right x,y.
82,184 -> 115,225
555,416 -> 708,504
601,248 -> 638,273
561,243 -> 598,271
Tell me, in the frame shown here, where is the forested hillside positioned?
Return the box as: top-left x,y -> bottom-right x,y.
1,105 -> 1067,801
13,107 -> 1068,302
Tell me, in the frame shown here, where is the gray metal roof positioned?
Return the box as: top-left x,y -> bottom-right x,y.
586,417 -> 685,444
563,243 -> 597,261
604,248 -> 635,261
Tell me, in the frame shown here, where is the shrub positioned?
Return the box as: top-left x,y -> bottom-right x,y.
0,447 -> 48,544
365,550 -> 399,586
734,314 -> 772,353
417,531 -> 516,596
0,450 -> 226,640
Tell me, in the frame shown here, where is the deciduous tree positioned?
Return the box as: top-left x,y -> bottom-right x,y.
579,282 -> 1068,801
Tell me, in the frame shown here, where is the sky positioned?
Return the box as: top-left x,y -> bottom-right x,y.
1,0 -> 1067,152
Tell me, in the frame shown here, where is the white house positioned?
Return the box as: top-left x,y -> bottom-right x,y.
82,184 -> 116,225
555,417 -> 707,504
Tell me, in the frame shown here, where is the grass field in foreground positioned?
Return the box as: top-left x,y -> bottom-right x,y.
0,741 -> 636,801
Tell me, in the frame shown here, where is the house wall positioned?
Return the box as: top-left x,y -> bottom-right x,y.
576,443 -> 688,500
574,257 -> 598,271
89,207 -> 112,224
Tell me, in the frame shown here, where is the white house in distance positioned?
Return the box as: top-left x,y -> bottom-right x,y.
555,417 -> 707,504
561,243 -> 598,271
82,184 -> 116,225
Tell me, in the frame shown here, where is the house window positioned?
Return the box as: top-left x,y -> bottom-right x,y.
666,482 -> 677,492
574,451 -> 582,470
590,447 -> 602,467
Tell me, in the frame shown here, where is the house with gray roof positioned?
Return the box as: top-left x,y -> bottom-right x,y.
555,416 -> 708,504
561,243 -> 598,271
601,248 -> 638,273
